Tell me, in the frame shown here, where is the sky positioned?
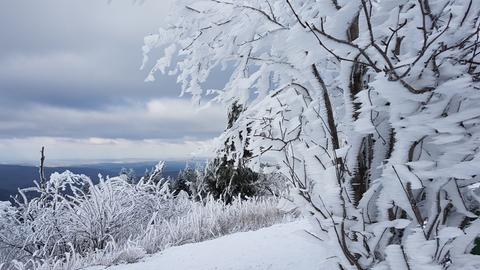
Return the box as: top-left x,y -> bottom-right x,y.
0,0 -> 227,165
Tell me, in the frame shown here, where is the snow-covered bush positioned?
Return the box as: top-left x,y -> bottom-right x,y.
0,162 -> 289,270
144,0 -> 480,269
136,193 -> 287,254
2,195 -> 286,270
0,162 -> 172,268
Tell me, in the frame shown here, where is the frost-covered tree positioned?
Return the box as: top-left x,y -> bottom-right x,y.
202,101 -> 265,203
203,157 -> 259,203
144,0 -> 480,269
174,167 -> 196,195
141,161 -> 166,185
119,168 -> 137,184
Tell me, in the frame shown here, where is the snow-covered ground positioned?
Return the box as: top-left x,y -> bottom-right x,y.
86,220 -> 328,270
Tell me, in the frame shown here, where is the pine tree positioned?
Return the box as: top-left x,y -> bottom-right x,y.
203,102 -> 260,203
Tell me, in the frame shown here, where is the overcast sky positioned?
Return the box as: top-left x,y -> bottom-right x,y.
0,0 -> 227,165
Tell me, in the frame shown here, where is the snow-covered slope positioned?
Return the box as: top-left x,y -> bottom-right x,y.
87,220 -> 327,270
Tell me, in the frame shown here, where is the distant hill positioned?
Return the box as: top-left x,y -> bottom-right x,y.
0,161 -> 200,201
0,164 -> 113,201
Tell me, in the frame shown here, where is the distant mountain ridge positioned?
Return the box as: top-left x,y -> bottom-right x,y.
0,160 -> 200,201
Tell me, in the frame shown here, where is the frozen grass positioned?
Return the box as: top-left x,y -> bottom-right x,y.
4,194 -> 291,270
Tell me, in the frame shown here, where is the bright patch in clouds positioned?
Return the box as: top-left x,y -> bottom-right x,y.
146,99 -> 223,120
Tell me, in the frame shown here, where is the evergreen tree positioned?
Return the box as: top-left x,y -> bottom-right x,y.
202,102 -> 261,203
173,167 -> 194,196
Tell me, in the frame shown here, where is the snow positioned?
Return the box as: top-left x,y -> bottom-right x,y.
85,221 -> 327,270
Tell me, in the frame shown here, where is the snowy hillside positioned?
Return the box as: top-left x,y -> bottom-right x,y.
85,221 -> 328,270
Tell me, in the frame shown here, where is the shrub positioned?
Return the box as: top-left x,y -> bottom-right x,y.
0,163 -> 291,270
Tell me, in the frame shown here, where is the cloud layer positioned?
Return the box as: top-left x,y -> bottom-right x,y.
0,137 -> 218,165
0,0 -> 227,163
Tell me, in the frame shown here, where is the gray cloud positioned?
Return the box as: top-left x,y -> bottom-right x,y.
0,1 -> 179,109
0,0 -> 228,163
0,98 -> 226,140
